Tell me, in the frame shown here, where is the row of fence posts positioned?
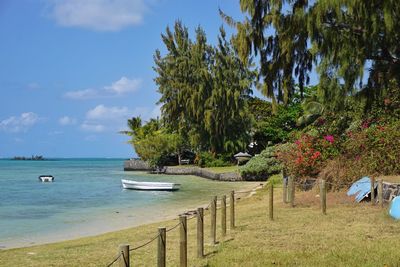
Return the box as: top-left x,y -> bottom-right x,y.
114,190 -> 236,267
281,177 -> 386,216
112,177 -> 386,266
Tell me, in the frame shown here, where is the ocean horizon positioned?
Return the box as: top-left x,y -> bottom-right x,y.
0,158 -> 255,249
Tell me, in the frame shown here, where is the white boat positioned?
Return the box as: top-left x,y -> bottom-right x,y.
39,175 -> 54,182
121,179 -> 180,191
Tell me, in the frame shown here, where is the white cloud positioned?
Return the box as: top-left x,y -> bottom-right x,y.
47,0 -> 148,31
86,105 -> 130,120
64,88 -> 98,100
81,122 -> 106,133
64,77 -> 141,100
104,77 -> 141,95
81,104 -> 161,133
59,116 -> 77,126
0,112 -> 40,133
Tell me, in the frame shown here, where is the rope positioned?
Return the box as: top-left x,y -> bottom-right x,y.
105,253 -> 120,267
166,222 -> 181,233
129,233 -> 160,251
187,214 -> 197,220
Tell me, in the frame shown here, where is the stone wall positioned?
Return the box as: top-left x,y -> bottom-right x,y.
123,159 -> 152,171
383,182 -> 400,201
123,160 -> 243,181
164,166 -> 242,181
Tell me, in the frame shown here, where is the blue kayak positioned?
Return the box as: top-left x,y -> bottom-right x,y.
347,176 -> 377,202
389,196 -> 400,220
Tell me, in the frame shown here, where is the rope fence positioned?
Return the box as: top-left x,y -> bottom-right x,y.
105,177 -> 395,266
129,233 -> 160,252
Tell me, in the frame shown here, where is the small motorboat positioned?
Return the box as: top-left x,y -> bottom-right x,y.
39,175 -> 54,182
121,179 -> 180,191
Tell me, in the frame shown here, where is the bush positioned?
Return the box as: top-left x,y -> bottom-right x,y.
277,133 -> 340,179
240,147 -> 282,180
343,120 -> 400,176
195,151 -> 231,168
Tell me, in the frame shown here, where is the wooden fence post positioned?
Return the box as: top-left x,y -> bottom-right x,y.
269,183 -> 274,220
378,179 -> 383,208
320,179 -> 326,215
179,216 -> 187,267
283,178 -> 288,203
221,195 -> 226,237
197,207 -> 204,258
371,176 -> 375,205
288,177 -> 295,207
230,191 -> 235,229
119,244 -> 130,267
210,196 -> 217,245
157,227 -> 166,267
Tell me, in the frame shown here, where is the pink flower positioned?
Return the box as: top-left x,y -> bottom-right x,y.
362,121 -> 369,129
324,135 -> 334,143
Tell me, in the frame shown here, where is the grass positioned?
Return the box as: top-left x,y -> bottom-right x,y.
1,183 -> 400,266
204,166 -> 239,173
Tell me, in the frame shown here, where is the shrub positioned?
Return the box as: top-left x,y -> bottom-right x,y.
195,151 -> 231,168
343,120 -> 400,176
240,147 -> 282,180
277,133 -> 340,179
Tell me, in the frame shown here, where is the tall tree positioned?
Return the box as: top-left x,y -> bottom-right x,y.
221,0 -> 312,111
222,0 -> 400,111
154,22 -> 254,154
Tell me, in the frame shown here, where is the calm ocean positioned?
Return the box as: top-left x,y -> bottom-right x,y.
0,158 -> 253,249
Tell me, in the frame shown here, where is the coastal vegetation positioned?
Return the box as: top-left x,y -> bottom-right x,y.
120,0 -> 400,185
12,155 -> 44,160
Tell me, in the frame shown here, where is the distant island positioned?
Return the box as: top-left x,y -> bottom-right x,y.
12,155 -> 45,160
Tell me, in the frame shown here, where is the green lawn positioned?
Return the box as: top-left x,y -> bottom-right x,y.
204,165 -> 239,173
167,164 -> 239,173
1,184 -> 399,266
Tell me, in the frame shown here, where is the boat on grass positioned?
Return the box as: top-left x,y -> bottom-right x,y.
121,179 -> 180,191
39,175 -> 54,182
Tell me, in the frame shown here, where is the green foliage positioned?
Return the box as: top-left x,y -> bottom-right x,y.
134,132 -> 175,167
154,22 -> 255,154
223,0 -> 400,112
240,147 -> 282,180
255,103 -> 302,144
195,151 -> 231,168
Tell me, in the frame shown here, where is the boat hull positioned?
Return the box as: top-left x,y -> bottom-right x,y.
121,179 -> 180,191
39,175 -> 54,182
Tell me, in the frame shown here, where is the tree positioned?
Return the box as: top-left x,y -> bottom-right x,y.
154,21 -> 254,155
222,0 -> 400,111
221,0 -> 312,111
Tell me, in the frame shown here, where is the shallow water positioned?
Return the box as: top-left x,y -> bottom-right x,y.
0,159 -> 256,248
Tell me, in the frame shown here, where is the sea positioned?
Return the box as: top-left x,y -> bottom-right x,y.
0,158 -> 254,249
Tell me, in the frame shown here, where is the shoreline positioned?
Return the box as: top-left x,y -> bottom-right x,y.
0,181 -> 261,250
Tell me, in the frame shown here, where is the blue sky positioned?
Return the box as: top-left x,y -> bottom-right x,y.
0,0 -> 247,158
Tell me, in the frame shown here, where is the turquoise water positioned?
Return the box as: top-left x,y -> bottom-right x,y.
0,159 -> 255,249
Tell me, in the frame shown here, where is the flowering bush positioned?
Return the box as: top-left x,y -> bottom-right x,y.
277,133 -> 340,178
343,120 -> 400,176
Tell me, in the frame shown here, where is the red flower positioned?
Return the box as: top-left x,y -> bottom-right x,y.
324,135 -> 334,143
311,151 -> 321,159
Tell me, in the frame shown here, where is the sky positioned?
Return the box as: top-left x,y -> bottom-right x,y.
0,0 -> 247,158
